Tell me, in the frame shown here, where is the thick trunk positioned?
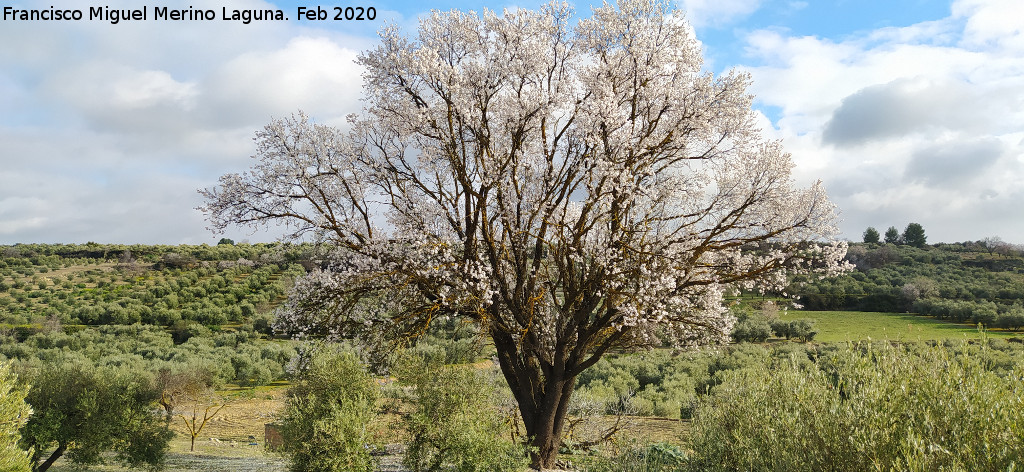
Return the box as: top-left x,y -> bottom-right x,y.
523,376 -> 576,469
35,443 -> 66,472
492,329 -> 578,470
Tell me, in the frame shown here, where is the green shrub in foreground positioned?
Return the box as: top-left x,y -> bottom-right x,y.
0,361 -> 31,472
687,341 -> 1024,471
395,357 -> 529,472
21,361 -> 172,472
277,346 -> 380,472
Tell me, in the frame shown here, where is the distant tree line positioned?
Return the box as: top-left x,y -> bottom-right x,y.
0,242 -> 313,265
793,241 -> 1024,323
862,223 -> 927,248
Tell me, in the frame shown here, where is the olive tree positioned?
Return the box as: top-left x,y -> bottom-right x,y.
201,0 -> 847,466
20,362 -> 171,472
277,346 -> 380,472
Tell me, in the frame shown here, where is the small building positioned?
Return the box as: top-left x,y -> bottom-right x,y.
264,423 -> 284,451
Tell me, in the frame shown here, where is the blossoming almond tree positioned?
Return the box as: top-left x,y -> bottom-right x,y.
201,0 -> 848,467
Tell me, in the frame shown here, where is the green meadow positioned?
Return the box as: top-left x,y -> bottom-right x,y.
780,310 -> 1020,343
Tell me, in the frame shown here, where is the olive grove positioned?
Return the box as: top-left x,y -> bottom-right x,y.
201,0 -> 847,467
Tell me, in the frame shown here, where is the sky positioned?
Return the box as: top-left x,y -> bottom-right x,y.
1,0 -> 1022,245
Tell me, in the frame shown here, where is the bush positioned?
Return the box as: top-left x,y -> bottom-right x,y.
583,442 -> 688,472
573,351 -> 706,421
21,361 -> 172,472
731,312 -> 772,343
770,319 -> 816,342
686,342 -> 1024,471
277,346 -> 380,472
0,361 -> 31,472
395,356 -> 529,472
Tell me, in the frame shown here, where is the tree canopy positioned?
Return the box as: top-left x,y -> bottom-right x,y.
884,226 -> 901,244
902,223 -> 927,248
201,0 -> 847,466
863,227 -> 880,244
0,362 -> 31,472
20,361 -> 171,472
277,346 -> 380,472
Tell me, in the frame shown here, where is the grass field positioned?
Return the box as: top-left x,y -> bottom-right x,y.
780,310 -> 1021,343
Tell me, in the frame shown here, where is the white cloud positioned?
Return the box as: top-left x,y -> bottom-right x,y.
0,2 -> 368,244
200,36 -> 363,127
739,1 -> 1024,243
42,64 -> 198,135
954,0 -> 1024,51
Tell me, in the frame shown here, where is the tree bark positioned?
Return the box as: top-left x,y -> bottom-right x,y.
35,442 -> 66,472
524,376 -> 576,469
492,329 -> 578,470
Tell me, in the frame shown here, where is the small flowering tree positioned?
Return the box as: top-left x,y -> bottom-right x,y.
201,0 -> 847,467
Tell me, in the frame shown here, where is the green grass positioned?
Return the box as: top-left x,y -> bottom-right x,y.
780,310 -> 1021,343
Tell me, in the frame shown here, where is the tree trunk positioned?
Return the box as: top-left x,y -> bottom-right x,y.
161,399 -> 173,421
523,378 -> 576,469
492,330 -> 578,470
35,443 -> 66,472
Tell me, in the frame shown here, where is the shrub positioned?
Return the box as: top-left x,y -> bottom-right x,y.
277,346 -> 380,472
686,342 -> 1024,471
21,361 -> 172,472
395,356 -> 529,472
731,312 -> 772,343
770,319 -> 816,342
572,351 -> 706,421
583,442 -> 688,472
0,361 -> 31,472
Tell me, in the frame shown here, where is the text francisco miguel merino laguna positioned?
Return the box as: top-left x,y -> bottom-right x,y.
4,6 -> 291,24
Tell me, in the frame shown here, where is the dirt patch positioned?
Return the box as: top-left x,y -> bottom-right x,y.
169,389 -> 287,447
29,262 -> 120,282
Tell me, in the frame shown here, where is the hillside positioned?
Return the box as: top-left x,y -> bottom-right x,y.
791,241 -> 1024,328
